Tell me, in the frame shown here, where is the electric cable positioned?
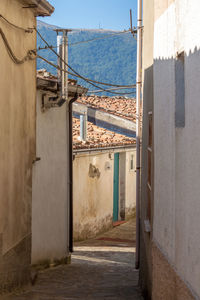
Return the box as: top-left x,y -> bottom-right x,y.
35,27 -> 136,89
0,28 -> 36,64
88,86 -> 136,93
69,30 -> 131,46
37,54 -> 135,95
0,14 -> 33,33
36,30 -> 132,50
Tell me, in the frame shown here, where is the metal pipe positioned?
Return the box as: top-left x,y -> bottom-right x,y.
61,32 -> 66,99
57,35 -> 62,79
135,0 -> 143,270
68,94 -> 79,252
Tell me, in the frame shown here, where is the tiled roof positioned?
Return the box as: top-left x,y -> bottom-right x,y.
73,118 -> 136,150
37,69 -> 77,85
77,95 -> 137,122
37,69 -> 88,96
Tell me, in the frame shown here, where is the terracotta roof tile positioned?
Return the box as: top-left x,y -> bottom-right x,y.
73,118 -> 136,150
77,95 -> 137,122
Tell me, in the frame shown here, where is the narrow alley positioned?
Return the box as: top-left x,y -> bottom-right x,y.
2,219 -> 143,300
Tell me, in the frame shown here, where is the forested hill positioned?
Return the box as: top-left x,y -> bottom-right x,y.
37,20 -> 137,95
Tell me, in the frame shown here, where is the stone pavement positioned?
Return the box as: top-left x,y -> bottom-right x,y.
2,219 -> 143,300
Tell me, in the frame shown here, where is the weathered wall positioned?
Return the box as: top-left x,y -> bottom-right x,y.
0,0 -> 36,292
73,152 -> 114,241
32,90 -> 69,264
139,0 -> 154,298
152,0 -> 200,298
73,149 -> 136,241
125,150 -> 136,217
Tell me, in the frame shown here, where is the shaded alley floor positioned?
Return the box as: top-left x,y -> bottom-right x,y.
2,219 -> 143,300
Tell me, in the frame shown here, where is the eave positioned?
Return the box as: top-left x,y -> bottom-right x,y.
37,76 -> 88,98
22,0 -> 54,16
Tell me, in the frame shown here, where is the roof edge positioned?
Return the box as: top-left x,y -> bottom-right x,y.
23,0 -> 54,16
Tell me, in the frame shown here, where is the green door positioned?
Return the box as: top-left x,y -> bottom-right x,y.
113,153 -> 119,221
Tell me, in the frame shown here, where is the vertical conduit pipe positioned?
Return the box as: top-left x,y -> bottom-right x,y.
135,0 -> 143,269
68,94 -> 78,253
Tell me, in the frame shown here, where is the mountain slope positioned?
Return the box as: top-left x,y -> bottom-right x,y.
37,21 -> 137,95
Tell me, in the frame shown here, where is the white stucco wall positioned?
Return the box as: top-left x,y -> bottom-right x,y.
153,1 -> 200,297
32,90 -> 69,264
73,148 -> 136,241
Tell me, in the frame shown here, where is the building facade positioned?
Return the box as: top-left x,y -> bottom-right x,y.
73,147 -> 136,241
0,0 -> 54,292
32,71 -> 86,264
140,1 -> 200,299
73,116 -> 136,241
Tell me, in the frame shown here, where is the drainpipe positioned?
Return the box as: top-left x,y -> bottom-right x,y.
135,0 -> 143,270
68,94 -> 78,252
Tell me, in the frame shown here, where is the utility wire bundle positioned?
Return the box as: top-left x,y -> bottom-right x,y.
0,13 -> 136,96
35,28 -> 136,96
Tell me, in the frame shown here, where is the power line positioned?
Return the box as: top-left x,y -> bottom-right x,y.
69,30 -> 131,46
37,55 -> 135,95
37,30 -> 131,51
88,86 -> 136,93
0,28 -> 36,64
35,27 -> 136,89
0,14 -> 33,33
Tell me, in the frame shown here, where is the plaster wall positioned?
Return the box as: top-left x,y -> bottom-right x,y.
125,150 -> 136,217
32,90 -> 68,264
73,152 -> 114,241
73,149 -> 136,241
153,0 -> 200,297
0,0 -> 36,291
139,0 -> 154,297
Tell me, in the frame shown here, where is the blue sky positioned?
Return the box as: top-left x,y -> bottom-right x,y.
38,0 -> 137,30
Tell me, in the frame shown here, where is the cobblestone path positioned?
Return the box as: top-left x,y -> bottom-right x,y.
2,219 -> 143,300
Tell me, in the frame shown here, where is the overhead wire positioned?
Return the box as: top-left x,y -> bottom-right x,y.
0,14 -> 33,33
37,54 -> 135,95
70,30 -> 131,46
0,14 -> 35,64
0,28 -> 36,64
35,27 -> 136,90
0,14 -> 135,94
88,86 -> 136,93
36,30 -> 132,51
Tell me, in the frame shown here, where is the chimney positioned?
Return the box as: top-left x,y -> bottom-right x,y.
80,113 -> 87,141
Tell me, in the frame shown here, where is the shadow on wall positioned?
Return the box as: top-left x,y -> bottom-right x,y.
140,47 -> 200,300
140,63 -> 154,300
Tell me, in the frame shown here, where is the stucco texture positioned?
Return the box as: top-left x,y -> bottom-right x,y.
32,91 -> 69,264
153,0 -> 200,298
73,152 -> 114,241
139,0 -> 154,298
152,242 -> 195,300
73,149 -> 136,241
0,0 -> 36,291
